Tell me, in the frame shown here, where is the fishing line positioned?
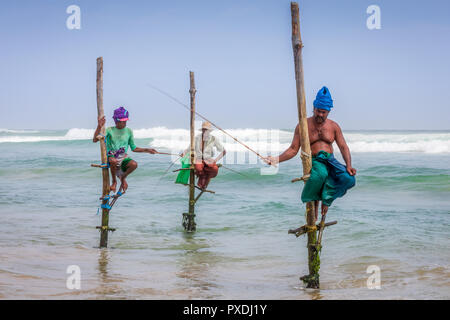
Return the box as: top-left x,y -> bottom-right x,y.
147,84 -> 275,167
158,154 -> 182,181
219,164 -> 249,179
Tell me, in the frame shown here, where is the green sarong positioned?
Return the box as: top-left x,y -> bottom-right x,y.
175,153 -> 191,185
301,150 -> 355,207
121,157 -> 132,172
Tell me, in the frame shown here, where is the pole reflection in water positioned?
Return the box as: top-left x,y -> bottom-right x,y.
96,248 -> 124,298
175,233 -> 221,298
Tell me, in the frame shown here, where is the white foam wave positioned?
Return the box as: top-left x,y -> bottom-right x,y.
0,128 -> 95,143
151,138 -> 290,153
0,128 -> 40,134
1,127 -> 449,154
0,136 -> 63,143
345,133 -> 450,153
150,130 -> 450,154
148,128 -> 290,153
63,128 -> 94,140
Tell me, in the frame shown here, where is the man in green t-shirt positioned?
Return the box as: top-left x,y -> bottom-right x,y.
93,106 -> 158,192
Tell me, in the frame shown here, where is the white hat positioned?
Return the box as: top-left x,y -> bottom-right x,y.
200,121 -> 213,131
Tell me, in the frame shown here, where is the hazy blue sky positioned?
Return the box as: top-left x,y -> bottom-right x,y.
1,0 -> 449,130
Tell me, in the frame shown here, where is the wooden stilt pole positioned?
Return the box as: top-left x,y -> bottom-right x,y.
290,2 -> 320,288
96,57 -> 111,248
183,71 -> 197,232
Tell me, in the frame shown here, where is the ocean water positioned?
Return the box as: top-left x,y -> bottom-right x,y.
0,128 -> 449,299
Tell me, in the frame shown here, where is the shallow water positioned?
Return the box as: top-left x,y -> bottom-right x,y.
0,129 -> 449,299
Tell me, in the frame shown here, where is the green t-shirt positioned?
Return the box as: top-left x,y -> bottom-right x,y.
105,126 -> 137,155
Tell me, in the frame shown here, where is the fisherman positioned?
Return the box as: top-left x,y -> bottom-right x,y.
265,86 -> 356,219
181,121 -> 226,189
93,106 -> 158,192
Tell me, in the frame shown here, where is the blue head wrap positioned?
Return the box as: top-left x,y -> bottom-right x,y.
313,86 -> 333,111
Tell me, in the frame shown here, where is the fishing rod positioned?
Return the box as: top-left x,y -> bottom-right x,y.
155,151 -> 180,156
147,84 -> 276,167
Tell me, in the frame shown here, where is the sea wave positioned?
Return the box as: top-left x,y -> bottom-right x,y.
0,136 -> 64,143
0,127 -> 449,153
0,128 -> 40,134
345,133 -> 450,153
148,130 -> 450,154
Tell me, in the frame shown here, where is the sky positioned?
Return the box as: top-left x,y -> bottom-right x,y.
0,0 -> 449,130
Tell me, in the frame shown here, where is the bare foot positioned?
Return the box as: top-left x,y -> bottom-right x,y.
203,177 -> 212,189
110,181 -> 117,192
120,177 -> 128,192
197,183 -> 205,190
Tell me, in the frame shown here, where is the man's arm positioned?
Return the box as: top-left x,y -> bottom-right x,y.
334,123 -> 356,176
92,116 -> 106,143
266,124 -> 301,165
213,138 -> 226,163
214,149 -> 226,163
128,129 -> 157,154
204,138 -> 226,165
132,147 -> 158,154
180,148 -> 189,157
180,135 -> 199,157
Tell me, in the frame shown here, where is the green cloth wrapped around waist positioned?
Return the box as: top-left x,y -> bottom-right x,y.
301,150 -> 355,207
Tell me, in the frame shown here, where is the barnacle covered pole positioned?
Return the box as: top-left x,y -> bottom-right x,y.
96,57 -> 111,247
290,2 -> 320,288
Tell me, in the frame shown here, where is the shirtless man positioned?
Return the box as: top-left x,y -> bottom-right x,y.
266,86 -> 356,219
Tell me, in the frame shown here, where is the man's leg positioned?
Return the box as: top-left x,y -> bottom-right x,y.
194,162 -> 206,189
203,163 -> 219,189
108,157 -> 118,192
321,203 -> 329,217
120,159 -> 137,192
194,163 -> 204,176
314,200 -> 319,220
321,156 -> 356,206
